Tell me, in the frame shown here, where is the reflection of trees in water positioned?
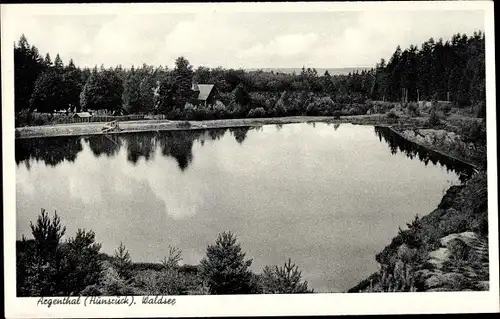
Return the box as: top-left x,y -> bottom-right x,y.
16,127 -> 252,171
122,133 -> 157,165
157,130 -> 202,171
84,135 -> 122,158
229,126 -> 251,144
208,128 -> 227,141
16,136 -> 83,168
324,122 -> 341,131
374,126 -> 474,183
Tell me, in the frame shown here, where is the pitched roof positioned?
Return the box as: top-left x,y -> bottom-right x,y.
197,84 -> 214,101
74,112 -> 92,118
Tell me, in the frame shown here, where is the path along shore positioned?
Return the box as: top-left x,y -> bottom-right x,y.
15,114 -> 402,139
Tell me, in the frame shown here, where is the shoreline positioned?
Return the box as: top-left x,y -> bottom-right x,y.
15,114 -> 398,139
385,126 -> 480,172
15,114 -> 487,294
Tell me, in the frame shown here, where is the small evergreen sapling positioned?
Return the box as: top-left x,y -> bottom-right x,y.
199,231 -> 254,294
261,258 -> 313,294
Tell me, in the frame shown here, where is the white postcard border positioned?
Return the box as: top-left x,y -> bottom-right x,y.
2,1 -> 498,318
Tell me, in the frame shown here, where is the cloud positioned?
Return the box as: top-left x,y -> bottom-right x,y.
162,14 -> 251,67
6,8 -> 485,69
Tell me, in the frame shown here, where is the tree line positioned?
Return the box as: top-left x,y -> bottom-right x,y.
14,31 -> 485,121
17,209 -> 313,296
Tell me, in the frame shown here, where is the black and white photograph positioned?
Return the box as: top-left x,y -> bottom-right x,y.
2,1 -> 498,317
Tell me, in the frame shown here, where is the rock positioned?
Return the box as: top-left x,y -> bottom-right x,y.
440,232 -> 478,247
428,248 -> 450,269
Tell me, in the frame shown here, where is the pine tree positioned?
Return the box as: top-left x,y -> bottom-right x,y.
112,242 -> 132,280
199,232 -> 254,294
172,56 -> 194,110
44,53 -> 53,68
14,34 -> 45,112
54,53 -> 64,71
21,209 -> 67,296
261,259 -> 313,293
60,229 -> 102,295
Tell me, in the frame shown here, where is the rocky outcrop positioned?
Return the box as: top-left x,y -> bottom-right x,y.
417,232 -> 489,291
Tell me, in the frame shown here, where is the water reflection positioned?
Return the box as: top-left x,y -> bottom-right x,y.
15,125 -> 474,181
16,136 -> 83,168
228,127 -> 251,144
374,126 -> 475,183
16,126 -> 253,172
84,135 -> 123,158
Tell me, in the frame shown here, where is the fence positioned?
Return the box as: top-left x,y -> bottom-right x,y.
50,114 -> 146,125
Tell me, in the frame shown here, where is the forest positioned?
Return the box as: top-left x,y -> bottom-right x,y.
14,31 -> 486,125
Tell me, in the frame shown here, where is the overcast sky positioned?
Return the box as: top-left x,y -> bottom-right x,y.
3,4 -> 485,69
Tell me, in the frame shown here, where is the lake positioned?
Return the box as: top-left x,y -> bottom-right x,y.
15,123 -> 474,292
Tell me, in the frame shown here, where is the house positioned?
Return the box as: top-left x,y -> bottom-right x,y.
191,82 -> 220,107
73,112 -> 92,118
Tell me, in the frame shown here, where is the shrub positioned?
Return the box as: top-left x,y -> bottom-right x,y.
199,231 -> 254,294
305,96 -> 336,116
247,107 -> 266,118
386,110 -> 399,120
407,102 -> 420,117
212,100 -> 228,119
397,215 -> 424,249
61,229 -> 103,295
183,103 -> 196,120
133,269 -> 188,295
473,101 -> 486,118
440,102 -> 452,116
98,264 -> 141,296
447,238 -> 471,262
460,120 -> 486,146
161,246 -> 183,270
177,121 -> 192,128
80,284 -> 102,296
427,109 -> 441,127
260,259 -> 313,294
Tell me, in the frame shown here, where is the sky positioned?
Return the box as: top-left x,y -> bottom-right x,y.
3,4 -> 486,69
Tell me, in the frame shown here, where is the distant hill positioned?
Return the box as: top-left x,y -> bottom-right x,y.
245,67 -> 372,75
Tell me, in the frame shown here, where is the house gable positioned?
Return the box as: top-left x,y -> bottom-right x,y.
197,84 -> 215,101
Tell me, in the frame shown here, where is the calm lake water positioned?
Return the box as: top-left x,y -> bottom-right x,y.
15,123 -> 474,292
